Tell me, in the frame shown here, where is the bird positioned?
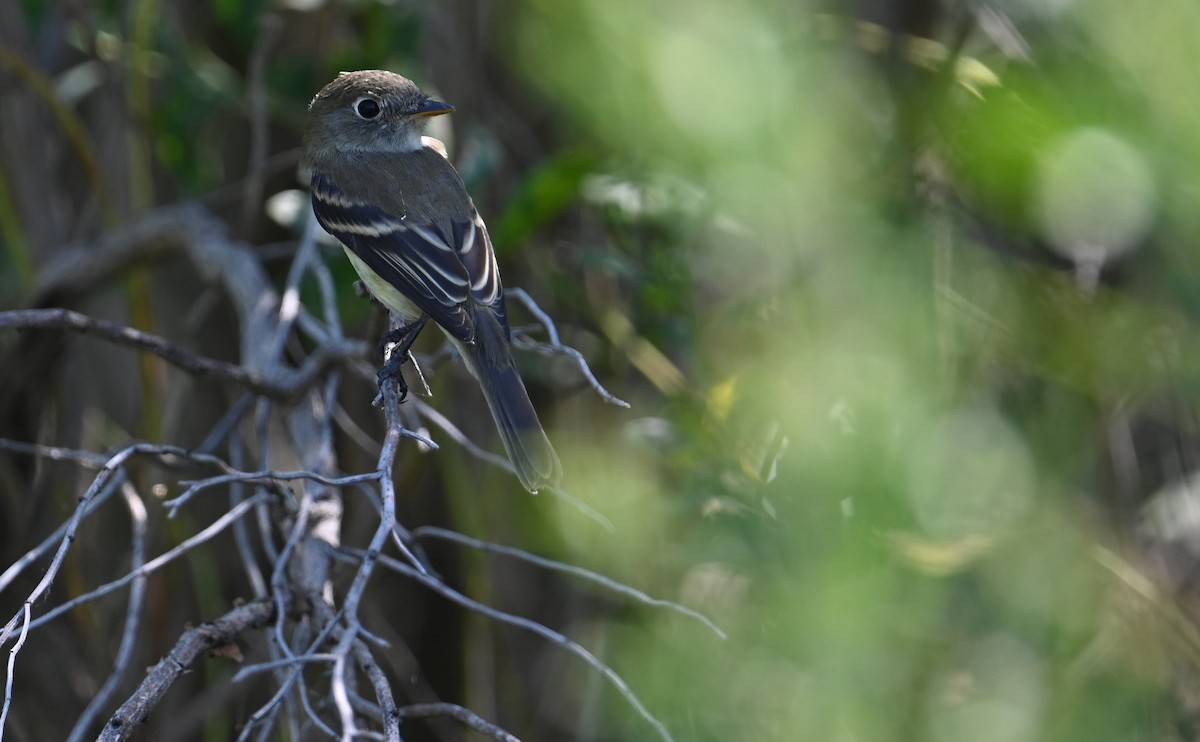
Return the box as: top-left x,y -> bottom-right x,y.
301,70 -> 562,493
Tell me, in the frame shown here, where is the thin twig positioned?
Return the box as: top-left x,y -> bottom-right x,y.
0,438 -> 108,467
398,702 -> 521,742
0,308 -> 360,400
237,618 -> 344,742
0,604 -> 30,742
329,366 -> 410,742
22,494 -> 271,634
412,526 -> 726,639
229,440 -> 268,599
410,399 -> 514,472
66,484 -> 149,742
166,468 -> 382,514
506,287 -> 630,408
0,442 -> 154,647
0,438 -> 282,620
197,393 -> 256,454
0,467 -> 125,594
232,653 -> 340,682
411,399 -> 615,531
333,548 -> 674,742
271,209 -> 319,361
0,429 -> 257,592
337,623 -> 400,742
251,399 -> 282,566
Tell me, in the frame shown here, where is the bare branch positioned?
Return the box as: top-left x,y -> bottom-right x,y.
0,438 -> 107,467
409,399 -> 615,531
0,308 -> 362,400
0,427 -> 260,593
506,287 -> 630,408
236,627 -> 340,741
231,654 -> 340,682
331,621 -> 401,742
97,599 -> 279,742
0,442 -> 150,647
198,394 -> 257,453
228,440 -> 269,599
412,526 -> 726,639
0,605 -> 30,742
66,484 -> 149,742
0,460 -> 123,593
23,494 -> 270,633
166,469 -> 382,514
333,547 -> 674,742
398,703 -> 521,742
327,359 -> 412,742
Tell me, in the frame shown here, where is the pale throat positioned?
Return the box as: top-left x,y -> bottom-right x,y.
389,125 -> 426,152
327,121 -> 425,155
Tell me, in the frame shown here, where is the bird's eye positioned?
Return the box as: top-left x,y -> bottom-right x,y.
354,97 -> 382,120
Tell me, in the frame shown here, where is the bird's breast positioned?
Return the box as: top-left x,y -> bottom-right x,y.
342,246 -> 423,322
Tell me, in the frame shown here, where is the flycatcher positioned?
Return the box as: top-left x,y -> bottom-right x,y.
302,70 -> 562,493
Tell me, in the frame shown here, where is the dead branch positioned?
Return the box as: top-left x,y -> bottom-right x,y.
398,703 -> 521,742
96,598 -> 279,742
0,308 -> 362,400
332,547 -> 674,742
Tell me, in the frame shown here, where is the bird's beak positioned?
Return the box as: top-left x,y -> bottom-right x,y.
413,99 -> 454,118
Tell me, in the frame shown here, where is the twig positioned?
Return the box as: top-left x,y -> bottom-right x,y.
251,399 -> 282,566
21,494 -> 270,634
506,287 -> 630,408
412,526 -> 726,639
328,367 -> 410,742
0,429 -> 258,592
411,400 -> 615,531
228,440 -> 268,599
166,468 -> 382,514
197,393 -> 256,454
271,210 -> 320,361
0,465 -> 124,594
268,492 -> 312,699
66,484 -> 149,742
98,599 -> 279,742
231,653 -> 340,682
0,308 -> 359,400
236,617 -> 344,742
333,402 -> 383,456
0,442 -> 152,648
334,622 -> 400,742
333,548 -> 674,742
398,702 -> 521,742
0,604 -> 30,742
410,398 -> 514,473
0,438 -> 108,467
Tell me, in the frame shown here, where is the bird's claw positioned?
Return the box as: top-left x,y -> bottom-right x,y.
376,316 -> 428,403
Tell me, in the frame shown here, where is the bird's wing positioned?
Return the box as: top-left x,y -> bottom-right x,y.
449,214 -> 508,331
311,171 -> 476,341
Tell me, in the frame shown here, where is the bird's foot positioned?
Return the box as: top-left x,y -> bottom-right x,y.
376,317 -> 428,403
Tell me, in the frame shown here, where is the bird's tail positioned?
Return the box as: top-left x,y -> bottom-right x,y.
465,313 -> 562,493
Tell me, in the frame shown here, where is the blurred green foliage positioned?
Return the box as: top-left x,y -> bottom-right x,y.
508,0 -> 1200,739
